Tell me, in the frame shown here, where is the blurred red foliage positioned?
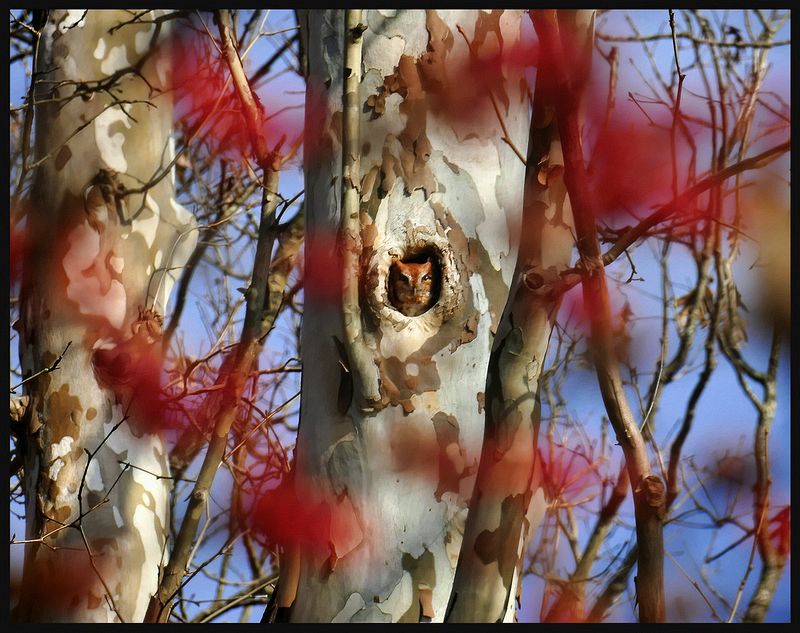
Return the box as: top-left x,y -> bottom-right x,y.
301,232 -> 343,305
163,29 -> 303,164
10,548 -> 109,616
247,472 -> 362,559
538,439 -> 601,506
429,33 -> 539,128
586,109 -> 678,221
91,309 -> 174,435
10,220 -> 27,284
769,506 -> 790,558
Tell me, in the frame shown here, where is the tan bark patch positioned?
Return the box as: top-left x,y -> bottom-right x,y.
418,10 -> 453,93
473,493 -> 527,594
389,423 -> 425,472
431,412 -> 467,501
47,382 -> 83,439
387,56 -> 436,196
87,592 -> 103,610
450,311 -> 479,352
470,10 -> 508,112
360,166 -> 380,203
379,145 -> 400,197
362,222 -> 378,250
55,144 -> 73,171
40,351 -> 58,369
398,549 -> 437,622
378,11 -> 457,200
430,201 -> 480,273
378,354 -> 440,413
366,91 -> 386,116
45,503 -> 74,531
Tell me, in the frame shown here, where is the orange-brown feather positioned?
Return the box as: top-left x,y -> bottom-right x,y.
389,260 -> 435,316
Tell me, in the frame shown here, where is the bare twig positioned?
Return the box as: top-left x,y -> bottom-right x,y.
596,30 -> 789,49
10,342 -> 71,393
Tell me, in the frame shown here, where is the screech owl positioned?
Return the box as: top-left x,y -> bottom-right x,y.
388,257 -> 438,316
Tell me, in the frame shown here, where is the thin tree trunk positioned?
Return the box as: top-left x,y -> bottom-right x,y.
445,12 -> 593,621
742,331 -> 783,622
144,10 -> 284,621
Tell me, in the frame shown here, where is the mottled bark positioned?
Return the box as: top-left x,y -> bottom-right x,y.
744,562 -> 784,623
15,10 -> 196,622
445,12 -> 589,620
290,9 -> 529,622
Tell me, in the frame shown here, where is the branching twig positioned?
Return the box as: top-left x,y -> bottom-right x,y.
144,10 -> 283,622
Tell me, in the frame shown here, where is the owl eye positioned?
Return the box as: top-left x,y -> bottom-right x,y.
422,274 -> 432,282
400,273 -> 411,283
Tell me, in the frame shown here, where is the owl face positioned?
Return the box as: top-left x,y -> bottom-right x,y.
388,258 -> 437,316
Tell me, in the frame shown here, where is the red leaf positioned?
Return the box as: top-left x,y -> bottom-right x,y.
159,29 -> 304,164
246,473 -> 362,558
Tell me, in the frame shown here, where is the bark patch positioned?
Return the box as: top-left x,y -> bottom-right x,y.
378,353 -> 440,413
47,382 -> 82,441
55,144 -> 72,171
470,10 -> 509,112
450,311 -> 479,352
399,549 -> 437,623
473,493 -> 526,599
378,11 -> 455,198
431,412 -> 467,501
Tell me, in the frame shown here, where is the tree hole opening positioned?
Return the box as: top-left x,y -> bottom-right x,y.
387,246 -> 442,317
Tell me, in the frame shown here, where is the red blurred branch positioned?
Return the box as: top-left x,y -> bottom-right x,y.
600,138 -> 788,267
555,138 -> 789,292
532,9 -> 666,623
145,10 -> 283,622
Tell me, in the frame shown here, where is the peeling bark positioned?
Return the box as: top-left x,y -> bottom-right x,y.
445,14 -> 581,618
15,10 -> 196,622
291,9 -> 529,622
